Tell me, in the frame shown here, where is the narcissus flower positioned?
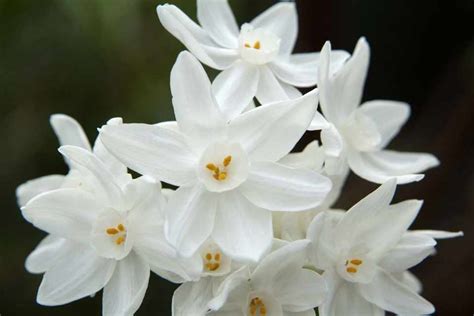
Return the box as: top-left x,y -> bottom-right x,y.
22,146 -> 200,315
207,240 -> 327,316
317,38 -> 439,184
99,51 -> 332,262
157,0 -> 349,115
306,179 -> 462,316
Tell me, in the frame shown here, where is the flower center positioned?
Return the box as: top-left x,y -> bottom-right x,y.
345,258 -> 363,274
206,155 -> 232,181
203,250 -> 222,272
105,223 -> 127,246
249,297 -> 267,316
238,23 -> 280,65
244,40 -> 261,50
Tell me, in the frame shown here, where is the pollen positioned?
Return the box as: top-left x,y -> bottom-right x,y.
350,259 -> 363,265
346,267 -> 357,273
203,251 -> 222,272
244,41 -> 261,50
253,41 -> 261,49
105,223 -> 127,246
345,258 -> 363,274
249,297 -> 267,316
206,155 -> 232,181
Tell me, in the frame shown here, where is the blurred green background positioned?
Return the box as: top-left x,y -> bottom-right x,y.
0,0 -> 473,314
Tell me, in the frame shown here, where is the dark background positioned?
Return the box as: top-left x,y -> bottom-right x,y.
1,0 -> 472,314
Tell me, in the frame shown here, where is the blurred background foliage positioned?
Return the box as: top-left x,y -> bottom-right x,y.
0,0 -> 473,314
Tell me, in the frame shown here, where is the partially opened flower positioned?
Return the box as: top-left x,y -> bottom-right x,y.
22,146 -> 200,315
317,38 -> 439,184
157,0 -> 349,116
99,51 -> 332,262
17,115 -> 132,275
306,179 -> 462,315
207,240 -> 327,316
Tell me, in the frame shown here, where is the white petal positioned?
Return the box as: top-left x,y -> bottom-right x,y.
323,282 -> 383,316
319,38 -> 370,125
197,0 -> 239,48
250,2 -> 297,55
50,114 -> 91,151
99,123 -> 197,186
208,266 -> 251,311
358,270 -> 434,315
25,235 -> 68,274
171,51 -> 227,150
285,310 -> 316,316
278,141 -> 325,171
321,123 -> 344,157
413,229 -> 464,239
252,240 -> 310,290
16,175 -> 65,207
397,271 -> 423,294
347,149 -> 440,184
156,4 -> 238,69
172,279 -> 215,316
37,244 -> 116,306
22,188 -> 100,242
213,190 -> 272,262
308,111 -> 330,131
165,185 -> 217,257
102,252 -> 150,316
229,90 -> 318,162
256,65 -> 290,104
212,61 -> 259,120
281,82 -> 303,99
59,146 -> 125,210
240,161 -> 332,211
276,269 -> 327,312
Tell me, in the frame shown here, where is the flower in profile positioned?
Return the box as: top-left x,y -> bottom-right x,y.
99,51 -> 332,262
306,179 -> 462,315
22,146 -> 200,315
157,0 -> 349,117
207,240 -> 327,316
317,38 -> 439,184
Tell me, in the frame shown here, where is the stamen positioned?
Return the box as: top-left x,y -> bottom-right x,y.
244,43 -> 251,48
106,228 -> 119,235
116,236 -> 126,245
206,163 -> 218,171
214,253 -> 221,261
249,297 -> 267,316
350,259 -> 363,265
205,253 -> 212,260
223,155 -> 232,167
117,224 -> 125,232
218,172 -> 227,180
206,155 -> 232,181
253,41 -> 261,49
346,267 -> 357,273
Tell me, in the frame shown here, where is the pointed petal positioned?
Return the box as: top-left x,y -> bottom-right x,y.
171,51 -> 227,149
251,2 -> 297,55
212,61 -> 259,120
50,114 -> 91,151
229,90 -> 318,162
22,188 -> 100,242
256,65 -> 290,104
16,175 -> 65,207
321,123 -> 344,157
59,146 -> 125,209
156,4 -> 238,69
358,270 -> 434,315
208,266 -> 251,311
102,252 -> 150,316
25,235 -> 68,274
197,0 -> 239,48
323,282 -> 383,316
99,123 -> 197,186
37,244 -> 116,306
172,279 -> 215,316
348,149 -> 440,184
240,161 -> 332,211
165,185 -> 217,257
278,141 -> 325,171
415,229 -> 464,239
358,100 -> 410,147
213,190 -> 272,262
308,111 -> 330,131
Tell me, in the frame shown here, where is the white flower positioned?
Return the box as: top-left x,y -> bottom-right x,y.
317,38 -> 439,184
99,51 -> 332,262
22,145 -> 200,315
17,115 -> 131,275
207,240 -> 327,316
306,179 -> 462,315
156,0 -> 349,117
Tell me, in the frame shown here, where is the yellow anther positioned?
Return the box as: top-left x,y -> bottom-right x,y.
117,224 -> 125,232
249,297 -> 266,316
244,43 -> 251,48
223,155 -> 232,167
205,253 -> 212,260
253,41 -> 261,49
116,236 -> 126,245
346,267 -> 357,273
214,253 -> 221,261
218,172 -> 227,180
350,259 -> 363,265
206,163 -> 218,171
106,228 -> 119,235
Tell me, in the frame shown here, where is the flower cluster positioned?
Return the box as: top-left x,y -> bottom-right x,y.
17,1 -> 462,315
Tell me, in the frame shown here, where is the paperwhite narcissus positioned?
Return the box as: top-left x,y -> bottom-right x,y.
317,38 -> 440,184
17,115 -> 132,275
206,240 -> 327,316
156,0 -> 349,117
306,179 -> 462,316
99,51 -> 332,262
22,146 -> 201,316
